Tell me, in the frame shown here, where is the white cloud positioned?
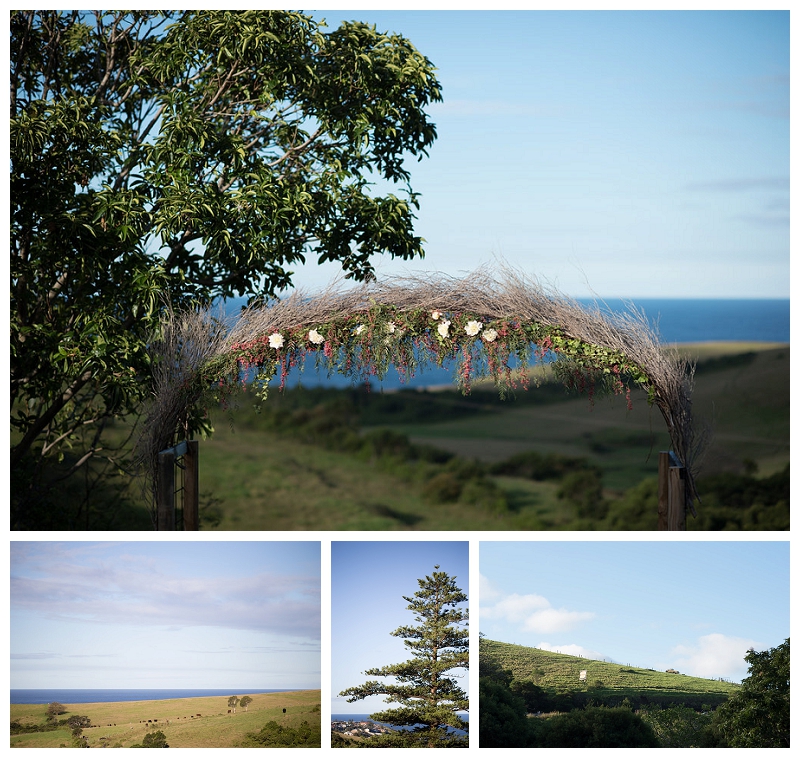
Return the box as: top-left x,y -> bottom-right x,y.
481,592 -> 595,633
478,573 -> 503,603
671,633 -> 758,681
538,642 -> 609,661
523,607 -> 596,634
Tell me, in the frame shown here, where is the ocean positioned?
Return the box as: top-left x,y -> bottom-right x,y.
11,689 -> 301,705
332,713 -> 468,735
243,298 -> 789,392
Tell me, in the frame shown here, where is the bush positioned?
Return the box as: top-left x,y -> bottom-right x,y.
537,705 -> 660,748
639,704 -> 720,748
558,469 -> 608,519
460,477 -> 509,513
245,719 -> 321,747
491,450 -> 597,481
423,471 -> 462,503
479,678 -> 531,747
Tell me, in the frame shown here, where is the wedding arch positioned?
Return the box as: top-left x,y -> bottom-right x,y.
138,268 -> 701,523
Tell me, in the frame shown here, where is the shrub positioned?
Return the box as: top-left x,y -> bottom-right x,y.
537,705 -> 660,748
245,719 -> 320,747
491,450 -> 598,480
479,677 -> 531,747
423,471 -> 462,503
558,469 -> 608,519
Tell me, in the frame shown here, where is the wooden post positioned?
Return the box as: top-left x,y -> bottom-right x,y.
657,451 -> 670,530
157,450 -> 175,531
658,451 -> 686,531
184,440 -> 199,531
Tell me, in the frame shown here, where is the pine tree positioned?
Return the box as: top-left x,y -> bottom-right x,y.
339,565 -> 469,747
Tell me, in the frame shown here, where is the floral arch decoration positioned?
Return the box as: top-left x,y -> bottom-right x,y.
141,269 -> 701,515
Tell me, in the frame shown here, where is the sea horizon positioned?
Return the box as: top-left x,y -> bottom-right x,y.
332,712 -> 469,721
243,298 -> 789,393
11,688 -> 311,705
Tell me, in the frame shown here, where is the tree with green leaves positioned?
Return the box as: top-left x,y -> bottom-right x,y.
46,702 -> 66,717
10,10 -> 441,527
713,638 -> 789,748
239,695 -> 253,712
339,566 -> 469,747
227,695 -> 240,714
138,730 -> 169,748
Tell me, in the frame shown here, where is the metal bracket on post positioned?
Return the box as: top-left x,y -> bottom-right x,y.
658,451 -> 686,531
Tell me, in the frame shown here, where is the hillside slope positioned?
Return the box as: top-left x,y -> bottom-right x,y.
480,638 -> 738,709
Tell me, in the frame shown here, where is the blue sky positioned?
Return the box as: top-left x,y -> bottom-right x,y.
331,541 -> 469,714
287,8 -> 789,299
10,541 -> 321,690
480,540 -> 789,683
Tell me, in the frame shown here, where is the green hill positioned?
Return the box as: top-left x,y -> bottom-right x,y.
480,638 -> 739,710
19,343 -> 787,530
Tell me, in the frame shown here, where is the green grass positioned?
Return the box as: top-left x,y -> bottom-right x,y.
16,342 -> 787,531
378,344 -> 789,488
192,343 -> 787,530
481,639 -> 738,709
10,690 -> 321,748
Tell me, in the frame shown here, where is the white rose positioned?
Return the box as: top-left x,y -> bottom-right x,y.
268,332 -> 285,349
431,310 -> 442,320
308,328 -> 324,345
354,324 -> 366,335
482,328 -> 498,343
386,321 -> 397,333
437,320 -> 451,338
465,320 -> 482,337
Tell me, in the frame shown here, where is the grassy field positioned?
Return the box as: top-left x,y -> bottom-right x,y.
480,639 -> 738,709
10,690 -> 321,748
377,342 -> 789,487
194,342 -> 788,530
18,342 -> 787,530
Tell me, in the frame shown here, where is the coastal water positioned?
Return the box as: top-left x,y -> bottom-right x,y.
239,298 -> 789,392
332,713 -> 468,735
11,689 -> 301,705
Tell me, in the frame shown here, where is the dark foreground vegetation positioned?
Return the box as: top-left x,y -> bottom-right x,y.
480,638 -> 789,748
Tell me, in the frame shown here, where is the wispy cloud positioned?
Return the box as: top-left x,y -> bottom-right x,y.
671,633 -> 758,680
537,642 -> 610,661
683,176 -> 788,192
481,592 -> 595,634
733,212 -> 790,228
11,544 -> 320,640
478,573 -> 503,603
